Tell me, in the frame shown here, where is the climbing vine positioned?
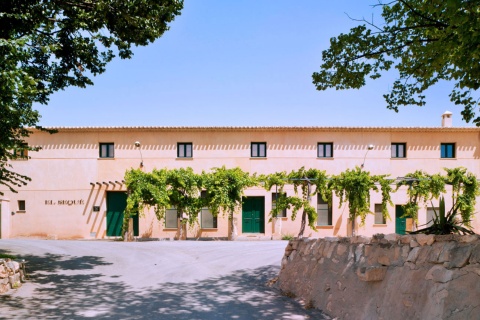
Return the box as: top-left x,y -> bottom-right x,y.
396,170 -> 446,222
328,167 -> 393,235
165,168 -> 204,239
260,167 -> 329,238
123,165 -> 478,239
202,166 -> 257,240
123,168 -> 169,229
444,167 -> 480,226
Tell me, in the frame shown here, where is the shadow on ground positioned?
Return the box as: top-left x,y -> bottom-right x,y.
0,250 -> 328,320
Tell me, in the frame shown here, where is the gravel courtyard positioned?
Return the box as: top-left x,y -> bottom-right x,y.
0,239 -> 328,319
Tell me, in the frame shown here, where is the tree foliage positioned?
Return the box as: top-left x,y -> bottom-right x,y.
328,167 -> 393,234
443,167 -> 479,226
124,167 -> 203,240
313,1 -> 480,125
123,168 -> 169,233
165,168 -> 204,239
0,0 -> 183,192
260,167 -> 329,238
260,171 -> 289,220
124,166 -> 478,238
398,167 -> 479,233
396,170 -> 446,222
203,166 -> 257,240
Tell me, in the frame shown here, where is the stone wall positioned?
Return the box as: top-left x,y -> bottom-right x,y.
277,234 -> 480,320
0,259 -> 25,294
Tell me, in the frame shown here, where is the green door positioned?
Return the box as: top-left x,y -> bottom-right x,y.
106,192 -> 139,237
242,197 -> 265,233
395,205 -> 407,235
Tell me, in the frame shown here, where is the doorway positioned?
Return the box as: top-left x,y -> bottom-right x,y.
395,205 -> 406,235
242,197 -> 265,233
106,192 -> 139,237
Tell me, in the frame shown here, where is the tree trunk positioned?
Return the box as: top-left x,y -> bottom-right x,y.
229,212 -> 237,240
177,210 -> 186,240
297,209 -> 307,239
351,210 -> 356,237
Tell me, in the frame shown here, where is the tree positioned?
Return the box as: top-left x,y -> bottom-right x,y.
165,168 -> 204,240
0,0 -> 183,193
260,167 -> 330,239
124,167 -> 203,240
313,1 -> 480,125
328,167 -> 393,236
123,168 -> 170,237
203,166 -> 257,240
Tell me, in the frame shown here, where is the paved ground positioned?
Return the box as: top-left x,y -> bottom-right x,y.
0,240 -> 329,320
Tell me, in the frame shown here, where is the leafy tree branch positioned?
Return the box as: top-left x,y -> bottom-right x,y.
313,0 -> 480,124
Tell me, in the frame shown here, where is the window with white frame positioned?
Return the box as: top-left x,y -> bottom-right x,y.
374,204 -> 386,224
201,208 -> 217,228
426,207 -> 438,227
200,191 -> 217,228
272,192 -> 287,218
165,208 -> 178,228
317,195 -> 332,226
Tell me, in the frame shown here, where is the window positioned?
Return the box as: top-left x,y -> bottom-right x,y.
374,204 -> 386,224
177,143 -> 193,158
200,191 -> 217,228
99,143 -> 114,158
251,142 -> 266,158
201,208 -> 217,229
18,200 -> 26,212
391,143 -> 406,158
426,207 -> 438,227
441,143 -> 455,158
317,143 -> 333,158
13,143 -> 28,159
317,195 -> 332,226
272,193 -> 287,218
165,209 -> 178,228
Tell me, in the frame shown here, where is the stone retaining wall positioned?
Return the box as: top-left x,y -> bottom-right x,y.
0,259 -> 25,294
277,234 -> 480,320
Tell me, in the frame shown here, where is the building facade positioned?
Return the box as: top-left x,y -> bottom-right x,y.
1,113 -> 479,240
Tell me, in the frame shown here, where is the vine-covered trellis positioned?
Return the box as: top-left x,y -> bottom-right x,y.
123,165 -> 479,239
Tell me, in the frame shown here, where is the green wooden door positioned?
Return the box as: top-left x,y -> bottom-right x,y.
242,197 -> 265,233
106,192 -> 139,237
395,205 -> 407,235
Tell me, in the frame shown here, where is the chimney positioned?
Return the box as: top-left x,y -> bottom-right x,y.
441,111 -> 453,127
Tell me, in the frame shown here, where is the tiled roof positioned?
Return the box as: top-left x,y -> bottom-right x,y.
34,126 -> 480,132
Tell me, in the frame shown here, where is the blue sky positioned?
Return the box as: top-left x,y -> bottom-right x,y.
36,1 -> 472,127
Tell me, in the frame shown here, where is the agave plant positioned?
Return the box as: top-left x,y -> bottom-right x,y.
411,196 -> 475,235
